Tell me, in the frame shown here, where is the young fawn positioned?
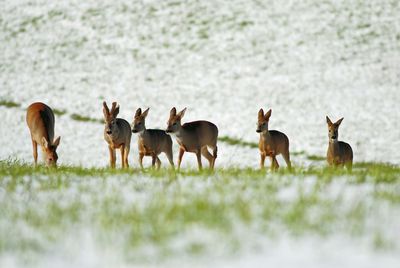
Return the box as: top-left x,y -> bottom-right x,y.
103,101 -> 132,168
257,108 -> 291,171
132,108 -> 174,169
166,107 -> 218,171
326,116 -> 353,171
26,102 -> 61,167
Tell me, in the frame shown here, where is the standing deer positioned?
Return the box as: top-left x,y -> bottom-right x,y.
103,101 -> 131,168
257,108 -> 291,171
132,107 -> 174,170
326,116 -> 353,171
166,107 -> 218,171
26,102 -> 61,167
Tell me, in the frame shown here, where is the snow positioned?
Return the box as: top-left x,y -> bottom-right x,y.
1,231 -> 399,268
1,170 -> 399,267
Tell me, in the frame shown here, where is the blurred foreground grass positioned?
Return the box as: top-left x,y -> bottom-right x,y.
0,159 -> 399,263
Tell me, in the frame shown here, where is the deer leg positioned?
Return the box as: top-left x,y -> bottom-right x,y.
31,139 -> 38,165
269,154 -> 279,172
195,150 -> 202,171
273,156 -> 280,171
165,149 -> 175,169
177,147 -> 185,171
282,150 -> 292,171
109,146 -> 116,168
151,154 -> 156,169
124,145 -> 130,168
139,152 -> 145,169
269,156 -> 275,171
201,146 -> 213,169
260,152 -> 266,170
156,156 -> 161,170
120,146 -> 126,168
211,146 -> 218,169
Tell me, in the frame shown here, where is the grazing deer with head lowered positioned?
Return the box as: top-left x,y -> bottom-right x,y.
26,102 -> 61,167
132,107 -> 174,170
326,116 -> 353,171
166,107 -> 218,171
103,101 -> 131,168
257,108 -> 291,171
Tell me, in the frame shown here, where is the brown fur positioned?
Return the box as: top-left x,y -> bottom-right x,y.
166,107 -> 218,171
326,116 -> 353,171
103,101 -> 131,168
26,102 -> 61,167
257,108 -> 291,171
132,108 -> 174,169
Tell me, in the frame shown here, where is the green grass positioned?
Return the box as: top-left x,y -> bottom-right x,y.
1,159 -> 398,184
70,113 -> 103,123
307,154 -> 326,161
0,100 -> 20,108
218,135 -> 258,148
52,108 -> 67,116
0,159 -> 398,262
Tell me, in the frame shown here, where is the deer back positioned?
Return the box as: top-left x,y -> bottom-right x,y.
180,120 -> 218,150
139,129 -> 172,154
327,141 -> 353,165
259,130 -> 289,154
26,102 -> 55,144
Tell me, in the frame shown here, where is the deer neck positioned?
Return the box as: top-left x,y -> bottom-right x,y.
175,125 -> 185,142
138,126 -> 147,138
106,124 -> 121,142
328,139 -> 340,154
261,130 -> 272,142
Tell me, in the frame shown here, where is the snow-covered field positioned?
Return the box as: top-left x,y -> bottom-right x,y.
0,0 -> 399,267
1,166 -> 399,268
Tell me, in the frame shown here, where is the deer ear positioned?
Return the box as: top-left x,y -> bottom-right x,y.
326,116 -> 333,126
113,105 -> 120,117
170,107 -> 177,116
142,108 -> 150,118
103,101 -> 110,118
42,137 -> 49,148
265,109 -> 272,120
53,136 -> 61,147
258,109 -> 264,119
335,117 -> 344,126
177,108 -> 186,119
135,108 -> 142,118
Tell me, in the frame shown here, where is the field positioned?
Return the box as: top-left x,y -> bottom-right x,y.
1,0 -> 400,267
1,161 -> 399,267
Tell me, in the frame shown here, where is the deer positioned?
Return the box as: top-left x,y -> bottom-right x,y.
103,101 -> 132,168
326,116 -> 353,171
166,107 -> 218,171
26,102 -> 61,167
131,107 -> 174,170
257,108 -> 291,171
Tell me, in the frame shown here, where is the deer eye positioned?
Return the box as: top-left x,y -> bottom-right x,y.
173,123 -> 177,126
138,122 -> 141,125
